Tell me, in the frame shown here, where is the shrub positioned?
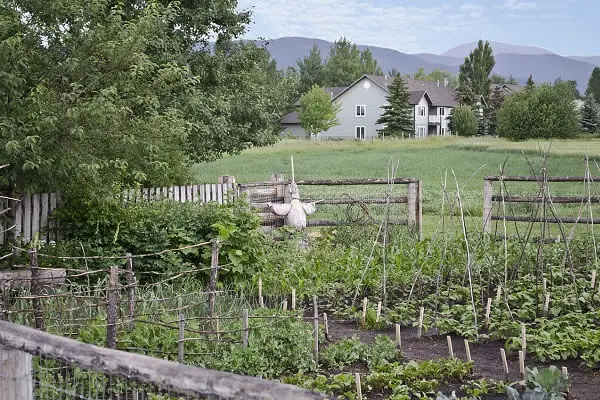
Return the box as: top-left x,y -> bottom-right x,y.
449,106 -> 477,137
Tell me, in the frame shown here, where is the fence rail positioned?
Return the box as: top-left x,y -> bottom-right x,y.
0,320 -> 326,400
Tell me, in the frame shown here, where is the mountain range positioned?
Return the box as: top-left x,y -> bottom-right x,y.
260,37 -> 600,92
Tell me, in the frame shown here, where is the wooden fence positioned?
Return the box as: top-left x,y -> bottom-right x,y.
483,175 -> 600,233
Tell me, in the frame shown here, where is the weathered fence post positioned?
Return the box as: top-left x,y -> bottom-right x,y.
106,266 -> 119,349
29,248 -> 44,330
208,239 -> 220,317
483,179 -> 493,233
178,313 -> 185,364
0,346 -> 33,400
313,296 -> 319,363
242,309 -> 249,348
126,253 -> 136,330
417,180 -> 423,241
407,182 -> 418,235
218,176 -> 236,203
271,174 -> 285,200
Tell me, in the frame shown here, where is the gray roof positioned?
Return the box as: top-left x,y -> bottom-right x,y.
293,87 -> 347,106
492,83 -> 526,95
281,110 -> 299,124
367,75 -> 457,107
409,90 -> 427,105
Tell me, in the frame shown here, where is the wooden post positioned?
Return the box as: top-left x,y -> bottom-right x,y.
417,180 -> 423,241
592,270 -> 597,289
542,278 -> 547,294
447,336 -> 454,358
485,297 -> 492,325
361,298 -> 368,328
376,301 -> 382,323
483,179 -> 493,233
355,373 -> 362,400
407,182 -> 417,228
543,293 -> 551,316
291,288 -> 296,310
313,296 -> 319,363
106,266 -> 119,349
29,249 -> 44,330
242,309 -> 249,348
323,313 -> 329,338
518,350 -> 525,378
282,300 -> 288,311
464,339 -> 472,362
258,278 -> 264,308
126,253 -> 136,330
178,313 -> 185,364
417,307 -> 425,338
496,285 -> 502,302
271,174 -> 285,200
521,324 -> 527,358
208,240 -> 219,317
500,348 -> 509,376
395,324 -> 401,348
562,367 -> 569,393
0,346 -> 33,400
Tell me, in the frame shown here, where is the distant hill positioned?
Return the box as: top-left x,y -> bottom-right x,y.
442,41 -> 556,58
259,37 -> 597,91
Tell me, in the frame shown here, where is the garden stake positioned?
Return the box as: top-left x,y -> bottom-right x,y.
323,313 -> 329,339
496,285 -> 502,302
500,348 -> 509,376
485,297 -> 492,325
313,296 -> 319,362
215,316 -> 220,341
355,373 -> 362,400
417,306 -> 424,338
447,336 -> 454,358
242,309 -> 249,348
464,339 -> 472,363
395,324 -> 401,348
543,278 -> 547,295
562,367 -> 569,393
178,313 -> 185,364
543,293 -> 550,316
521,324 -> 527,358
518,350 -> 525,379
361,298 -> 368,328
126,253 -> 136,330
291,288 -> 296,310
592,270 -> 597,289
376,301 -> 382,323
258,278 -> 264,308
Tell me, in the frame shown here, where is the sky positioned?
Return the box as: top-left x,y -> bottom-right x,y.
236,0 -> 597,56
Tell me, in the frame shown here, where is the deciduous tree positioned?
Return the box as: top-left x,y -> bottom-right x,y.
586,67 -> 600,106
459,40 -> 495,102
449,106 -> 477,137
298,85 -> 341,138
297,44 -> 326,94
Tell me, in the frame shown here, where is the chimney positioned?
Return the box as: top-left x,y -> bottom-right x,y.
437,80 -> 440,87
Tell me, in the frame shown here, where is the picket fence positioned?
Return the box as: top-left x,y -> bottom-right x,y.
0,179 -> 237,245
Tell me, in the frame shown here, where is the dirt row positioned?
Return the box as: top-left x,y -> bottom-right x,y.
326,320 -> 600,400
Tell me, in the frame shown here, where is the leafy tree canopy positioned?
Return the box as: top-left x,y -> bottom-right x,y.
297,44 -> 325,94
586,67 -> 600,106
459,40 -> 495,102
0,0 -> 294,199
449,106 -> 477,137
298,85 -> 341,137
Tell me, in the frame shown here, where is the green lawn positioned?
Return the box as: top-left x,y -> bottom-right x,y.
193,137 -> 600,236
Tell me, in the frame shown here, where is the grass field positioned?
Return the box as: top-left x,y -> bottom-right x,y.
193,136 -> 600,236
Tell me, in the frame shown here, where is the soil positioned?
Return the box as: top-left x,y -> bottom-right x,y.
325,319 -> 600,400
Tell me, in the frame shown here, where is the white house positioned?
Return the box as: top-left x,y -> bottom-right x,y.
281,74 -> 458,140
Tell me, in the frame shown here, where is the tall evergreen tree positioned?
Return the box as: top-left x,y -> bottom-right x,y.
376,75 -> 413,138
580,94 -> 600,133
486,86 -> 505,135
323,38 -> 363,87
526,75 -> 536,91
586,67 -> 600,106
360,48 -> 383,75
459,40 -> 495,102
455,84 -> 477,106
297,44 -> 325,94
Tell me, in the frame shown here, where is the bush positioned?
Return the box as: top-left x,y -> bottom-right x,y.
497,82 -> 578,140
50,197 -> 266,284
449,106 -> 477,137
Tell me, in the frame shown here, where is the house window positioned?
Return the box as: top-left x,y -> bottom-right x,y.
417,127 -> 426,137
355,126 -> 365,140
418,106 -> 426,116
440,107 -> 445,116
356,105 -> 366,117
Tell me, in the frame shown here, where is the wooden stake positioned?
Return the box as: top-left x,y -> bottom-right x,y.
29,249 -> 44,330
464,339 -> 472,362
242,309 -> 249,348
106,266 -> 119,349
485,297 -> 492,324
543,278 -> 547,295
496,285 -> 502,302
178,313 -> 185,364
592,270 -> 597,289
562,367 -> 569,393
282,300 -> 288,311
313,296 -> 319,362
543,293 -> 551,316
376,301 -> 382,323
447,336 -> 454,358
323,313 -> 329,338
361,297 -> 368,328
519,350 -> 525,378
0,346 -> 33,400
215,316 -> 220,342
208,239 -> 219,317
521,324 -> 527,357
355,373 -> 362,400
395,324 -> 401,348
258,278 -> 264,308
291,288 -> 296,310
417,307 -> 425,338
126,253 -> 136,330
500,348 -> 509,376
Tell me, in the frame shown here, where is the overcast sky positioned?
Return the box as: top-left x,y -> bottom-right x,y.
236,0 -> 596,56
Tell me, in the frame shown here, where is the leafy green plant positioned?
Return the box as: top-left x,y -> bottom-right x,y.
320,336 -> 368,370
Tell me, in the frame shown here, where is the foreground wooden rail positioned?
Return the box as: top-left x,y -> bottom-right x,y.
0,320 -> 328,400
